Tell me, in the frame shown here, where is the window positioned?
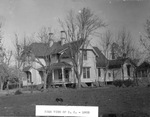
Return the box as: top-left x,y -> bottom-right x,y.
98,68 -> 101,77
142,70 -> 148,77
127,65 -> 131,77
64,69 -> 69,79
27,72 -> 32,83
83,50 -> 87,60
83,67 -> 90,79
108,73 -> 111,77
58,69 -> 62,79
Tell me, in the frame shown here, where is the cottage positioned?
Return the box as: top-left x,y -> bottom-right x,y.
108,58 -> 136,81
136,61 -> 150,84
22,42 -> 50,86
95,48 -> 136,84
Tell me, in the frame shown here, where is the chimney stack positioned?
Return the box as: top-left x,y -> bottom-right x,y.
49,33 -> 54,47
60,31 -> 66,45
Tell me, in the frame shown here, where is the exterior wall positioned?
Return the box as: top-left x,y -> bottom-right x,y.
81,47 -> 98,83
97,68 -> 113,82
33,58 -> 46,85
106,70 -> 113,82
23,58 -> 46,86
97,63 -> 135,83
123,63 -> 135,80
59,45 -> 98,83
51,55 -> 58,64
113,68 -> 122,80
22,73 -> 28,86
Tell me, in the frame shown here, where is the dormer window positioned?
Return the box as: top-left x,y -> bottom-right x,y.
83,50 -> 87,60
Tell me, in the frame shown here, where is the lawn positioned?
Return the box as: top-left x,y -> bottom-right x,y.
0,86 -> 150,116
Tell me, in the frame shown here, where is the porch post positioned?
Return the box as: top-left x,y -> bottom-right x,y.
62,67 -> 65,82
52,70 -> 54,83
62,67 -> 66,88
140,71 -> 142,78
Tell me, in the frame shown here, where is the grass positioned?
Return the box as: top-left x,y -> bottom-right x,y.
0,86 -> 150,116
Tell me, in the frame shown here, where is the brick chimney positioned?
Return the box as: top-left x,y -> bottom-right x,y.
60,31 -> 66,45
49,33 -> 53,47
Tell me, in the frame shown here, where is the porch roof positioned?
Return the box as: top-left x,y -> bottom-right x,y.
136,61 -> 150,70
48,62 -> 72,70
23,66 -> 31,72
37,67 -> 45,71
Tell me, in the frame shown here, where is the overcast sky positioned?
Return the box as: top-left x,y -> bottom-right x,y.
0,0 -> 150,51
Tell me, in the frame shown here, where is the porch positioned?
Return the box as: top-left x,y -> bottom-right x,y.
48,62 -> 73,85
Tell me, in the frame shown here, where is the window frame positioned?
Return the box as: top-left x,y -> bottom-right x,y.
83,67 -> 90,79
108,73 -> 111,77
98,68 -> 101,77
83,50 -> 87,60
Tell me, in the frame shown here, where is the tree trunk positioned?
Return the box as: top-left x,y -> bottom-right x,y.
43,72 -> 48,90
104,69 -> 107,85
17,70 -> 21,89
122,65 -> 124,81
75,72 -> 81,88
77,76 -> 81,88
1,82 -> 3,91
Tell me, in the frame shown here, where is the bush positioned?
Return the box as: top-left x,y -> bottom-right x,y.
113,79 -> 134,87
14,89 -> 22,95
113,80 -> 123,87
123,79 -> 134,87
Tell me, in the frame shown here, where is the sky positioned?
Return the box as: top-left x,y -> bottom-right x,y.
0,0 -> 150,52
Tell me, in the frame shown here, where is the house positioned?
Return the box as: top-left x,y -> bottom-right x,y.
22,31 -> 137,87
136,60 -> 150,85
22,42 -> 51,86
46,38 -> 99,87
108,58 -> 136,81
94,47 -> 113,83
22,31 -> 99,87
95,47 -> 136,84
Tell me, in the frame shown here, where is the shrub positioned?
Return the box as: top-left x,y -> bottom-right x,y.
123,79 -> 134,87
113,80 -> 123,87
14,89 -> 22,95
113,79 -> 134,87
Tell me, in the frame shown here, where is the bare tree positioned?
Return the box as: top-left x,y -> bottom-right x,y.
0,22 -> 10,90
13,33 -> 28,89
116,27 -> 134,58
59,8 -> 106,88
101,30 -> 113,85
21,30 -> 53,90
140,18 -> 150,56
37,27 -> 52,43
114,27 -> 134,81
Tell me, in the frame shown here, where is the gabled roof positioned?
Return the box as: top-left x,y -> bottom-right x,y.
29,43 -> 51,57
23,66 -> 31,72
93,47 -> 108,68
136,61 -> 150,70
108,57 -> 136,69
48,62 -> 72,70
108,58 -> 125,69
22,41 -> 61,58
52,39 -> 84,55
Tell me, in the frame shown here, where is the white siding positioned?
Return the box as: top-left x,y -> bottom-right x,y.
81,46 -> 98,83
97,68 -> 113,82
23,58 -> 46,86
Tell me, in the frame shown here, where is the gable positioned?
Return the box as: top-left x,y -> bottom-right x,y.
93,47 -> 108,68
108,58 -> 136,69
137,61 -> 150,70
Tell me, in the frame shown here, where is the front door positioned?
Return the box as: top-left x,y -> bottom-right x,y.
64,69 -> 70,82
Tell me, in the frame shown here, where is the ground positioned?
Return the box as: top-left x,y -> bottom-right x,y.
0,86 -> 149,116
